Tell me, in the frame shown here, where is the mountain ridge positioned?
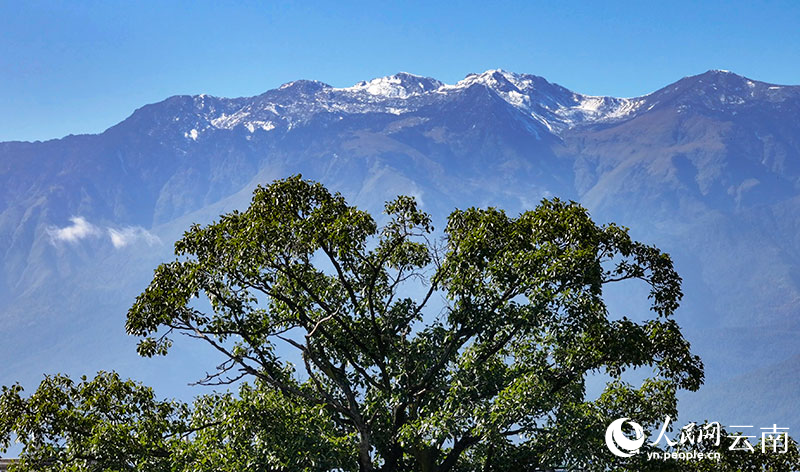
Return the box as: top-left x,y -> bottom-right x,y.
40,69 -> 793,146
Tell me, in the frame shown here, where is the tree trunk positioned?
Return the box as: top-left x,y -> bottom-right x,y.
358,430 -> 374,472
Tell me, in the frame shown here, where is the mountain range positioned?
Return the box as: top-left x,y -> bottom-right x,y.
2,68 -> 800,432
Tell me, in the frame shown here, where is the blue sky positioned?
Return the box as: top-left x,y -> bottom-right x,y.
1,0 -> 799,142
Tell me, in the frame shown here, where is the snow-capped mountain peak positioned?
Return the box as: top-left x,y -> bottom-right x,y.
437,69 -> 643,130
337,72 -> 443,98
276,79 -> 332,94
452,69 -> 523,91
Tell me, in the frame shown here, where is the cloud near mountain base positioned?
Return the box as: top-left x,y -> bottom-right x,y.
107,227 -> 161,248
47,217 -> 160,249
46,217 -> 100,243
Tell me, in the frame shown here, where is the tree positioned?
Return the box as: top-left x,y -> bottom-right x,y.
0,373 -> 354,472
0,372 -> 187,471
120,175 -> 703,471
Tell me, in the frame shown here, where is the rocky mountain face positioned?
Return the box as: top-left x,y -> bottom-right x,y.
2,69 -> 799,430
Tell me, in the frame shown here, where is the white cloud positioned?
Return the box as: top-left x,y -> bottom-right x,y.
47,217 -> 161,249
107,226 -> 161,249
47,217 -> 101,243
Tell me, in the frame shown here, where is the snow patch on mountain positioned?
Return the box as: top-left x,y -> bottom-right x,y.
211,111 -> 251,129
244,121 -> 276,132
554,95 -> 645,125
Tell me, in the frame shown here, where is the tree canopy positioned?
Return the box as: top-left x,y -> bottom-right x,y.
1,175 -> 722,471
124,175 -> 703,471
